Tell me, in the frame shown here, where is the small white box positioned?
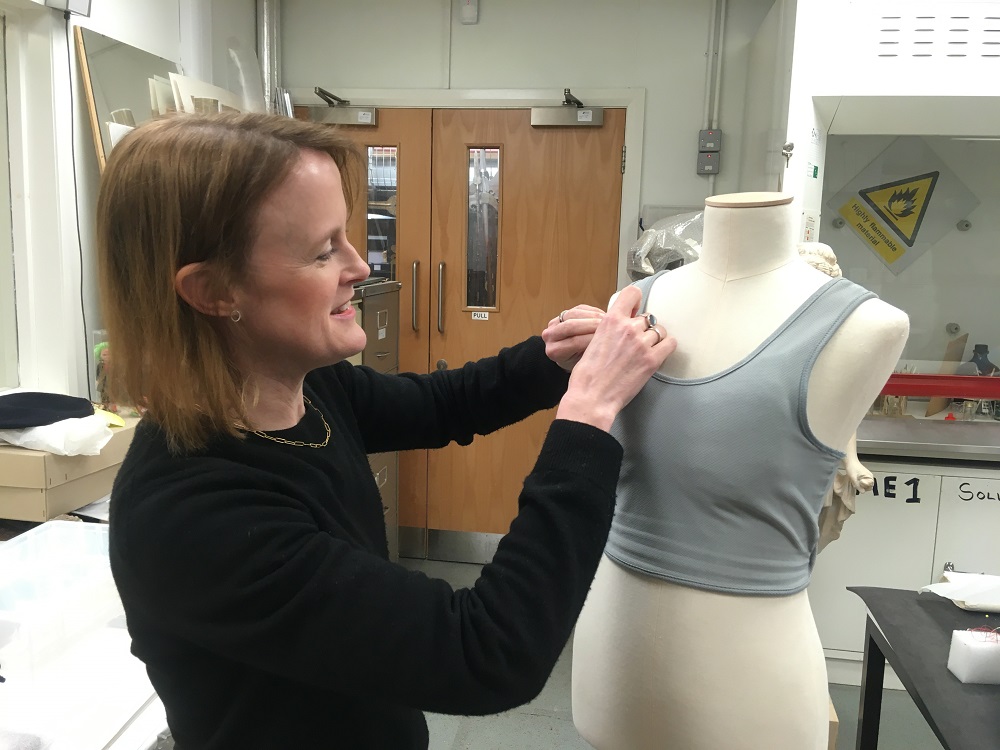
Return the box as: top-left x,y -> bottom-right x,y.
947,629 -> 1000,685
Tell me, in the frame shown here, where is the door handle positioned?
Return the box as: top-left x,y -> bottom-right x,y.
411,261 -> 419,332
437,261 -> 445,334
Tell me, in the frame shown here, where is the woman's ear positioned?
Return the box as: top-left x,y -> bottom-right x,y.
175,263 -> 234,317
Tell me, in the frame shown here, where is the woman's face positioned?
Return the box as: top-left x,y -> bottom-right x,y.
232,149 -> 370,382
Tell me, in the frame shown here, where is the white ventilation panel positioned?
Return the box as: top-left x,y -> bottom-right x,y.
801,1 -> 1000,130
874,5 -> 1000,59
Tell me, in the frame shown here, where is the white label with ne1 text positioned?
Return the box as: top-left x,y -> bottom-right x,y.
866,472 -> 928,504
471,311 -> 489,321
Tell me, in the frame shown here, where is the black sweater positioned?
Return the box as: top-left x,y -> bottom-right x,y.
109,337 -> 623,749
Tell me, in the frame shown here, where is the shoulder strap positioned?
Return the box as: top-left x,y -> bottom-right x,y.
629,270 -> 669,314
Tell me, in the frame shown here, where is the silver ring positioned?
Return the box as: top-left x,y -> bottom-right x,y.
559,310 -> 567,323
651,327 -> 662,345
643,313 -> 657,330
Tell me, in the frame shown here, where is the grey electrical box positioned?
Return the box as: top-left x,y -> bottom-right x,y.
699,129 -> 722,152
697,151 -> 720,174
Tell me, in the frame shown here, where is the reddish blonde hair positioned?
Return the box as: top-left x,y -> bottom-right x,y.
96,112 -> 360,452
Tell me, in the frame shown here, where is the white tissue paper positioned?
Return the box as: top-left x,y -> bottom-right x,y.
947,629 -> 1000,684
921,572 -> 1000,613
0,414 -> 112,456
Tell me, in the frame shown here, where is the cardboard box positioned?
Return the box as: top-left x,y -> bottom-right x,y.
0,419 -> 138,522
829,696 -> 839,750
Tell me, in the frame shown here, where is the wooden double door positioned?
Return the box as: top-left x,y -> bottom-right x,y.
340,107 -> 625,540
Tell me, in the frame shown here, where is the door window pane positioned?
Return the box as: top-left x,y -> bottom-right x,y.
467,147 -> 500,308
367,146 -> 397,280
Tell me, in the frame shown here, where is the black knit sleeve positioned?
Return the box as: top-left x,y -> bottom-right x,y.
309,335 -> 570,454
113,419 -> 621,716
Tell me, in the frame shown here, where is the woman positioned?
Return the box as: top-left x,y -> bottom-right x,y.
98,112 -> 674,750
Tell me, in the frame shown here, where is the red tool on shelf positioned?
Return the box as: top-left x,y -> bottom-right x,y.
880,374 -> 1000,399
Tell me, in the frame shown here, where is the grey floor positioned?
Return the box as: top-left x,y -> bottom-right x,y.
400,558 -> 944,750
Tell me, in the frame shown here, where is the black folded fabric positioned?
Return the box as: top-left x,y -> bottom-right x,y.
0,392 -> 94,429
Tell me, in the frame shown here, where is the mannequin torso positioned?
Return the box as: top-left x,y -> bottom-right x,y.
572,193 -> 908,750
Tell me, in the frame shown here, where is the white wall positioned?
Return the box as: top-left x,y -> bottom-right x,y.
737,0 -> 794,193
820,135 -> 996,364
281,0 -> 778,218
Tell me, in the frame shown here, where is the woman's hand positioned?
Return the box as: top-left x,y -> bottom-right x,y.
555,286 -> 675,432
542,304 -> 606,371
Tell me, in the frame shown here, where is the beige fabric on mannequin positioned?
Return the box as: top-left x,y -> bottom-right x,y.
572,193 -> 908,750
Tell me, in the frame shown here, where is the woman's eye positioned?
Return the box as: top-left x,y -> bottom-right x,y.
317,246 -> 335,261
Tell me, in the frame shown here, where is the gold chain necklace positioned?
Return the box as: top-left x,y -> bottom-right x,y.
250,396 -> 331,448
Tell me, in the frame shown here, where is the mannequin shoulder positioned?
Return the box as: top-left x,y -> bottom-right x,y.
840,297 -> 910,349
816,297 -> 909,386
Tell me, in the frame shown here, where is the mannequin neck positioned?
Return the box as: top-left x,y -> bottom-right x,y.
695,199 -> 799,281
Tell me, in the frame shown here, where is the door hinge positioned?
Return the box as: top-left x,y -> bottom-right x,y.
621,145 -> 627,174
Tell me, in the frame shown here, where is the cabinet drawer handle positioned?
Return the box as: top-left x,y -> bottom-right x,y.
375,352 -> 390,359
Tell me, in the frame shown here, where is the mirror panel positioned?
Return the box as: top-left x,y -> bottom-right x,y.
75,27 -> 179,170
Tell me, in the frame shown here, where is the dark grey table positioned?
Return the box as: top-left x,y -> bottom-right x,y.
850,586 -> 1000,750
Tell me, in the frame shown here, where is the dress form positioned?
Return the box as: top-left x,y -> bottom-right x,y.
572,193 -> 908,750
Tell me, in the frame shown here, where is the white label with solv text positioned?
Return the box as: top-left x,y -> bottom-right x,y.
944,477 -> 1000,503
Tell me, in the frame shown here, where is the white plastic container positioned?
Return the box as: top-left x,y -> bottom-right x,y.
0,521 -> 161,750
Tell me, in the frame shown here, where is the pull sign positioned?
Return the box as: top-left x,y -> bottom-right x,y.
471,311 -> 489,321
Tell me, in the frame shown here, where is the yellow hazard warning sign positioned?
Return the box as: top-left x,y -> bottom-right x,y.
826,138 -> 979,276
837,198 -> 905,265
858,172 -> 939,248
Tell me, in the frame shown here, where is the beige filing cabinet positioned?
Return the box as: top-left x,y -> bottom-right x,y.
352,280 -> 402,561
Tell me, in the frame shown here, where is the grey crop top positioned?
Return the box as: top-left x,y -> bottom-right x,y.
604,273 -> 876,595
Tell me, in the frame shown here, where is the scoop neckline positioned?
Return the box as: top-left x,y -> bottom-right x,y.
650,277 -> 843,386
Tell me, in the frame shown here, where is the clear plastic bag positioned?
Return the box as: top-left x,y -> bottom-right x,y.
627,211 -> 704,280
